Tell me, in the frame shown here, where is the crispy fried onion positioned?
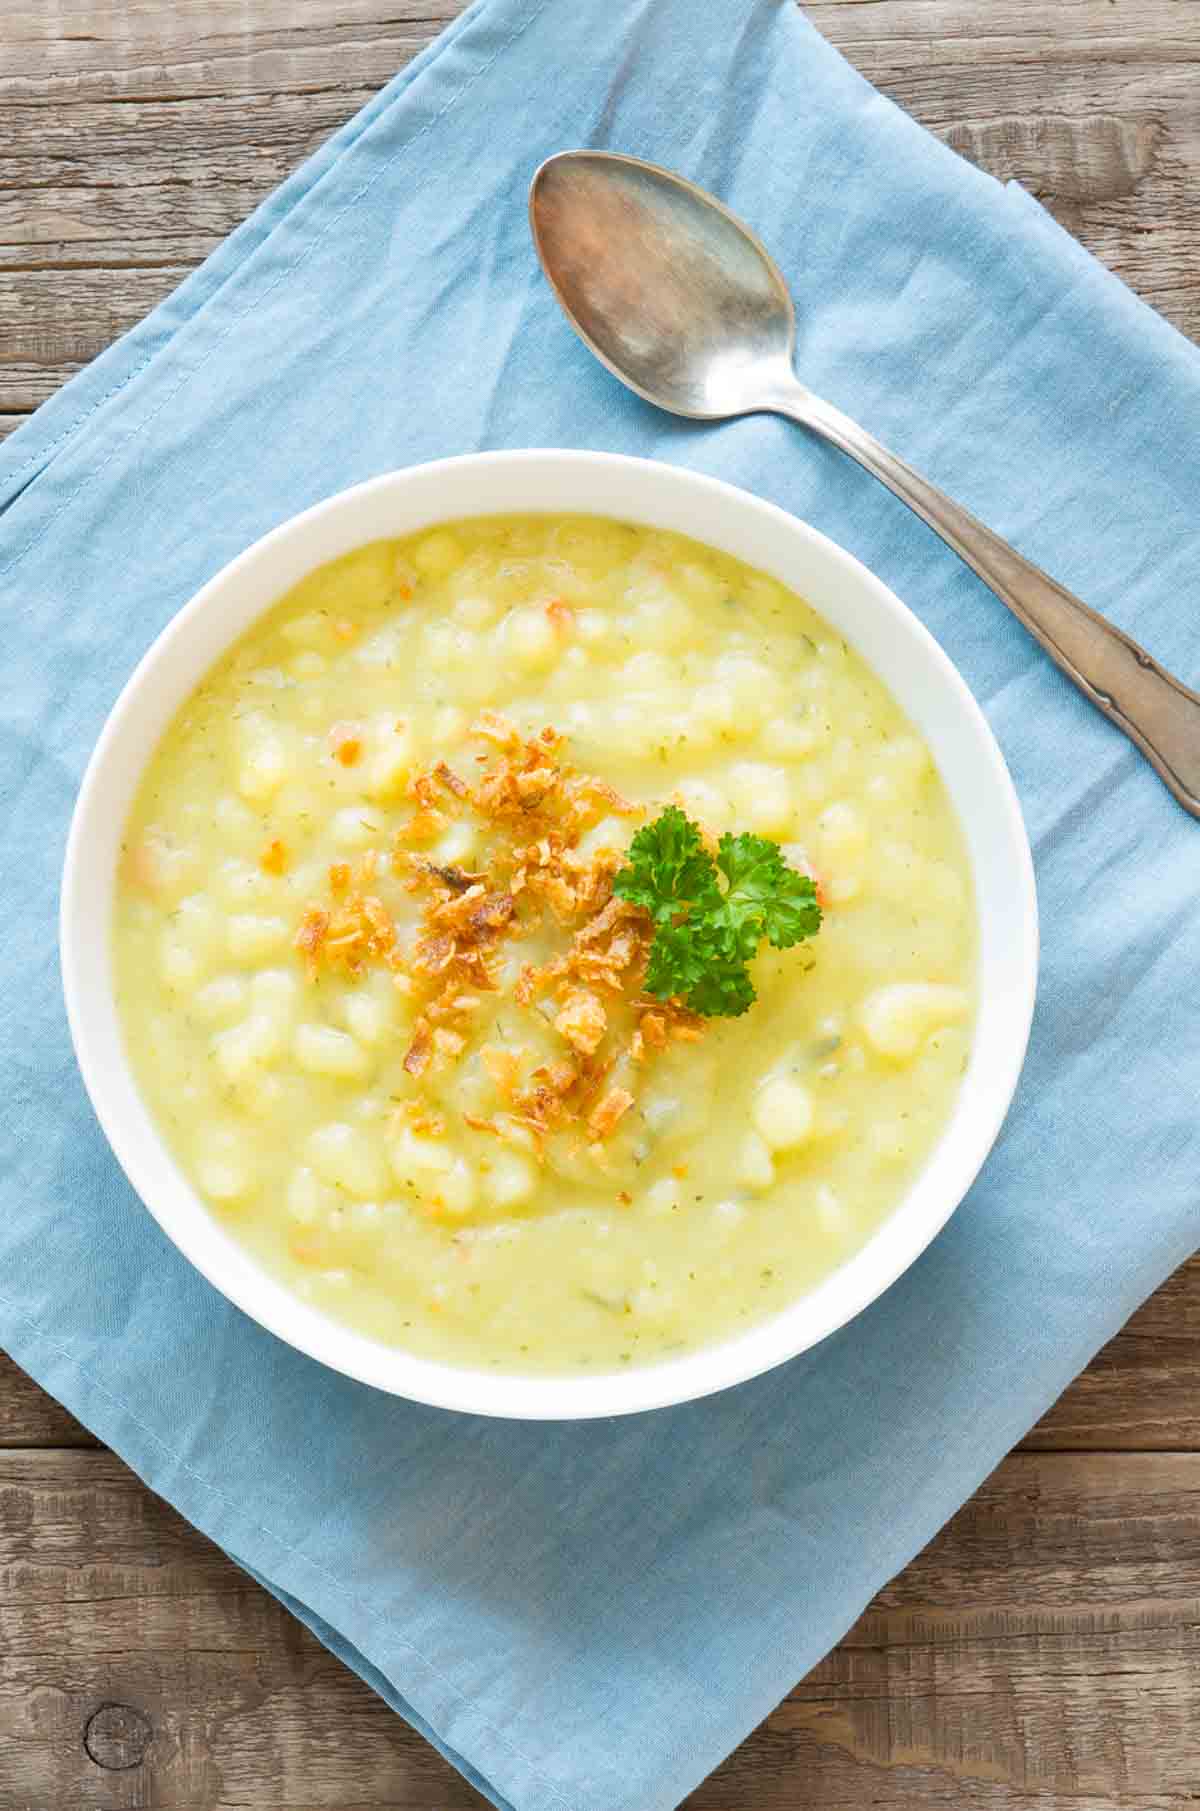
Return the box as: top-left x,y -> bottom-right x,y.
294,713 -> 703,1135
293,854 -> 396,979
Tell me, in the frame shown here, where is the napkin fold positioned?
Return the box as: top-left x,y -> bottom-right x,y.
3,2 -> 1199,1807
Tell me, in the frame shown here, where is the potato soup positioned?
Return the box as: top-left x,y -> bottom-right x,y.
114,515 -> 975,1372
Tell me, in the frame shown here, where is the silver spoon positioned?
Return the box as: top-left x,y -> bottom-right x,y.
530,149 -> 1200,820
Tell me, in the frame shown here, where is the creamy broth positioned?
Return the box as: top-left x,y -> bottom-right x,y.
114,516 -> 975,1372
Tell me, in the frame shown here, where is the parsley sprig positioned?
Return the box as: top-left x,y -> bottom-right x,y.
613,805 -> 822,1018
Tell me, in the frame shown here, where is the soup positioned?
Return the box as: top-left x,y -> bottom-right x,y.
114,515 -> 975,1372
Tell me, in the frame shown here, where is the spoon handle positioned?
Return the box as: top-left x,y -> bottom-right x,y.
769,383 -> 1200,819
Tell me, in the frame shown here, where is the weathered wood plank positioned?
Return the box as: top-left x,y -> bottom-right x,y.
4,1447 -> 1200,1809
1,0 -> 457,92
0,264 -> 193,410
0,1354 -> 96,1448
1,0 -> 1198,412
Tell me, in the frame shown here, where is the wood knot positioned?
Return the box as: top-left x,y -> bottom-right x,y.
83,1703 -> 153,1770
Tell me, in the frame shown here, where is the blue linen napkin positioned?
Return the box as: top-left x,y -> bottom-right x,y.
3,0 -> 1199,1805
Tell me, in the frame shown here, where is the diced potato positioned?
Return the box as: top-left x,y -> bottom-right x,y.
643,1177 -> 682,1217
233,1070 -> 285,1119
432,819 -> 478,867
388,1129 -> 476,1216
859,983 -> 970,1061
712,1198 -> 747,1234
423,622 -> 479,673
622,650 -> 674,691
825,870 -> 863,905
327,1198 -> 388,1261
503,607 -> 558,672
237,737 -> 290,802
251,968 -> 300,1022
355,624 -> 407,667
294,1024 -> 371,1080
159,937 -> 203,992
690,684 -> 737,738
190,975 -> 249,1024
215,858 -> 273,908
412,529 -> 466,579
124,831 -> 202,904
286,1165 -> 335,1225
308,1122 -> 388,1198
752,1076 -> 814,1151
337,982 -> 397,1047
225,914 -> 290,963
387,1127 -> 451,1183
330,805 -> 386,850
734,1131 -> 776,1192
481,1151 -> 536,1210
280,610 -> 337,651
762,715 -> 822,760
574,607 -> 614,648
196,1125 -> 255,1203
574,814 -> 633,863
212,1013 -> 285,1085
626,583 -> 693,651
438,1158 -> 477,1216
817,801 -> 867,863
197,1155 -> 254,1203
726,762 -> 794,837
362,716 -> 414,801
454,594 -> 501,630
214,794 -> 260,845
714,655 -> 779,728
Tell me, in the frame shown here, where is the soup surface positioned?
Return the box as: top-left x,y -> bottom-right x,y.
114,515 -> 975,1372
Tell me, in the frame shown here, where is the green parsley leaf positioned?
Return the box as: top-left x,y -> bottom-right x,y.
613,805 -> 721,925
613,808 -> 822,1018
715,832 -> 824,950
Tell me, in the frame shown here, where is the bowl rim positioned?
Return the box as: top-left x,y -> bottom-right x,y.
61,449 -> 1038,1419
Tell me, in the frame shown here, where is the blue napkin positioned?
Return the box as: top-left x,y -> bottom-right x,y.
3,2 -> 1198,1806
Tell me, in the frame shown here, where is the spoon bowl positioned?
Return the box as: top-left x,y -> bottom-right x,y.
530,150 -> 796,418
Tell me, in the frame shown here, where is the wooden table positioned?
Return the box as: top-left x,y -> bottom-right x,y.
4,3 -> 1199,1804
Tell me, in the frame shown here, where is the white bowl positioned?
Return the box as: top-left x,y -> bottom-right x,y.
61,451 -> 1037,1419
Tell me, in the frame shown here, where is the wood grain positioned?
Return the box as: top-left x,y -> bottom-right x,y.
0,1354 -> 97,1448
2,0 -> 1199,407
3,1 -> 1199,1807
4,1447 -> 1200,1809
